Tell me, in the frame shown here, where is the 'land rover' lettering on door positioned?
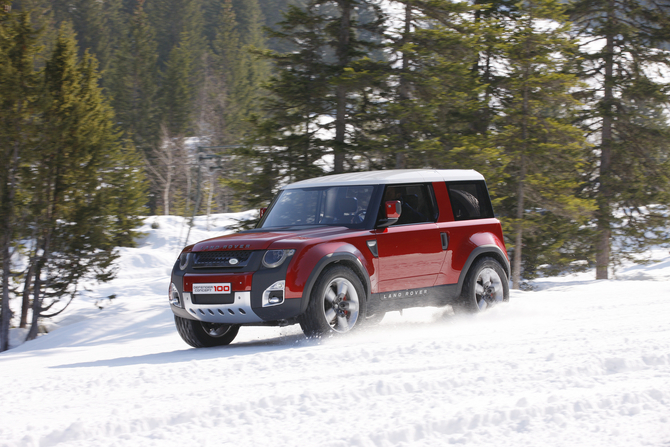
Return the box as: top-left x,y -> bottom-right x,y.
381,289 -> 429,300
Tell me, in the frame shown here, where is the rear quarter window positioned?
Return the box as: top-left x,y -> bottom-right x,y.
447,181 -> 494,221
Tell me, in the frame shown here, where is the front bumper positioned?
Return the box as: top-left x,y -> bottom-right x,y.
169,257 -> 303,324
180,290 -> 260,323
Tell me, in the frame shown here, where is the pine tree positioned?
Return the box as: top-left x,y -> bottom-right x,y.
322,0 -> 386,173
376,0 -> 484,170
248,4 -> 331,193
10,0 -> 57,62
469,0 -> 520,135
161,32 -> 200,136
204,0 -> 241,144
107,0 -> 160,157
228,4 -> 330,209
492,0 -> 593,287
48,0 -> 123,80
146,0 -> 205,70
0,8 -> 43,352
232,0 -> 267,49
252,0 -> 388,175
568,0 -> 670,279
229,0 -> 269,138
182,0 -> 272,218
105,140 -> 148,247
24,24 -> 146,341
159,0 -> 207,136
257,0 -> 307,52
98,0 -> 125,76
243,0 -> 386,205
108,0 -> 161,213
385,2 -> 415,169
209,0 -> 269,142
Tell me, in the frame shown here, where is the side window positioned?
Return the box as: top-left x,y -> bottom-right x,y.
319,186 -> 374,225
447,181 -> 494,221
380,184 -> 437,225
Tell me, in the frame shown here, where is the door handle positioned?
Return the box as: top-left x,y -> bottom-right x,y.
440,232 -> 449,250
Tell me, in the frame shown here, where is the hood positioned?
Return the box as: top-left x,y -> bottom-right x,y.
191,226 -> 355,252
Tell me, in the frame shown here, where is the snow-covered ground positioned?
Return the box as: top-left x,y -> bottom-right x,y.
1,214 -> 669,447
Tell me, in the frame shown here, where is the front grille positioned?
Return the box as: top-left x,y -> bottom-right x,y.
193,251 -> 252,268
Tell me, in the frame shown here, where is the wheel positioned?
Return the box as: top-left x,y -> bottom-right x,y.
174,315 -> 240,348
454,257 -> 509,313
299,265 -> 367,337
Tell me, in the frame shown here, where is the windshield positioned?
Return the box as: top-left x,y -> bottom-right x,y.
259,185 -> 376,229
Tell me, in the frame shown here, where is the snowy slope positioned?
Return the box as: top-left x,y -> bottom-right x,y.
1,214 -> 669,447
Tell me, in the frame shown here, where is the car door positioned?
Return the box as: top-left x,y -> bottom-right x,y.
375,183 -> 446,293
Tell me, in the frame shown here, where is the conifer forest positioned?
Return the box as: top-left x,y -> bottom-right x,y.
1,0 -> 670,351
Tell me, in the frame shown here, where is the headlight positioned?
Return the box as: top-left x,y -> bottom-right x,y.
262,249 -> 295,269
179,252 -> 190,270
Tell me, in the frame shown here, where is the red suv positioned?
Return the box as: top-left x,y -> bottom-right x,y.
169,169 -> 509,347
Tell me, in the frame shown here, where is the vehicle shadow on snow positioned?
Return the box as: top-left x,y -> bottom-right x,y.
50,307 -> 464,369
49,332 -> 325,369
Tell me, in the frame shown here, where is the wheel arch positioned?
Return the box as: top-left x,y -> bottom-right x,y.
299,252 -> 372,315
456,245 -> 510,296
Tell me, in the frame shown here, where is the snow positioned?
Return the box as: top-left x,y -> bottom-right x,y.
1,214 -> 669,447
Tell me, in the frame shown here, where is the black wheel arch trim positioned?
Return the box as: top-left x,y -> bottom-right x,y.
300,252 -> 372,314
456,245 -> 510,295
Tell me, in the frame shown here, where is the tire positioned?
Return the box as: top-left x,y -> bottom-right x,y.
453,257 -> 509,314
299,265 -> 367,337
174,315 -> 240,348
450,189 -> 480,219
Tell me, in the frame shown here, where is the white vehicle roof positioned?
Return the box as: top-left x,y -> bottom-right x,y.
284,169 -> 485,189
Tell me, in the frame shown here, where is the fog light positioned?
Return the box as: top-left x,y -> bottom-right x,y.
262,280 -> 285,307
170,283 -> 181,307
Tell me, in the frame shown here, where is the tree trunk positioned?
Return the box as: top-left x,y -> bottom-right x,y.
0,138 -> 21,351
512,74 -> 530,289
185,162 -> 192,217
26,235 -> 51,342
1,245 -> 11,352
596,28 -> 614,280
334,86 -> 346,173
20,261 -> 35,328
206,173 -> 215,230
334,0 -> 352,174
164,165 -> 172,216
512,155 -> 526,289
395,3 -> 412,169
26,266 -> 42,342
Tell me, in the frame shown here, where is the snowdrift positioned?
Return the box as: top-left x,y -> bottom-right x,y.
1,213 -> 669,447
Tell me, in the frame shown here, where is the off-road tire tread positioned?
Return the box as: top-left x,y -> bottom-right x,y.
174,315 -> 239,348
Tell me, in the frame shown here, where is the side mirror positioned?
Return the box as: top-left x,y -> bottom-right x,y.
260,207 -> 267,218
377,200 -> 401,228
386,200 -> 401,219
